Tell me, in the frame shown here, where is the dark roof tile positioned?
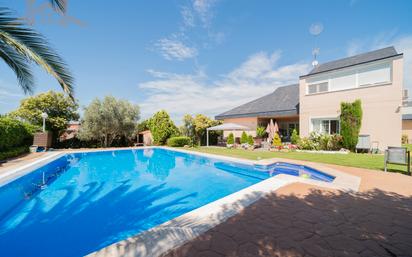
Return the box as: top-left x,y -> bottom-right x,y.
302,47 -> 401,77
215,84 -> 299,119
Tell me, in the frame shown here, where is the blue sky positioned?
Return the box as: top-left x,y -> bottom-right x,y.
1,0 -> 412,123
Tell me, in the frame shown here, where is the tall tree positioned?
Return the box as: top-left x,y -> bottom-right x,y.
148,110 -> 179,145
180,114 -> 195,141
79,96 -> 140,147
0,4 -> 74,98
340,100 -> 363,151
11,90 -> 79,139
181,114 -> 221,146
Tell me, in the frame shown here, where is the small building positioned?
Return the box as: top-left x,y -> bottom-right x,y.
59,121 -> 81,141
138,130 -> 153,146
216,47 -> 404,150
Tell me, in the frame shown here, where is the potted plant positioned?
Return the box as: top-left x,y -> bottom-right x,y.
255,126 -> 267,146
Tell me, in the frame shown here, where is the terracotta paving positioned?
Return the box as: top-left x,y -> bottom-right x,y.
0,152 -> 48,174
163,164 -> 412,257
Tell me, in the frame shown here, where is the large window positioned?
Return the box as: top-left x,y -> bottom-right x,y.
308,82 -> 328,94
307,62 -> 392,94
311,118 -> 339,134
358,63 -> 391,87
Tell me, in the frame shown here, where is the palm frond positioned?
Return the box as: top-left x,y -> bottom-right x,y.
0,40 -> 34,93
49,0 -> 67,13
0,8 -> 74,99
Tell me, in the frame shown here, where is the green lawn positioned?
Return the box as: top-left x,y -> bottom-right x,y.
187,147 -> 411,174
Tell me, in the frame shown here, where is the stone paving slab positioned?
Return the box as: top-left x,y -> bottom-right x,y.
163,181 -> 412,257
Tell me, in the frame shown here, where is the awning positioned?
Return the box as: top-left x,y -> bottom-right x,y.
206,123 -> 250,147
207,123 -> 250,131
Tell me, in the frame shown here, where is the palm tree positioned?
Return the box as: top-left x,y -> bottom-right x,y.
0,0 -> 74,99
49,0 -> 67,13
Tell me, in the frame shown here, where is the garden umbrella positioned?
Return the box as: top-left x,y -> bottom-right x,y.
266,119 -> 276,143
274,121 -> 279,134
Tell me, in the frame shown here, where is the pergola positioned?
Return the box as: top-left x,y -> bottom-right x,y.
206,123 -> 250,147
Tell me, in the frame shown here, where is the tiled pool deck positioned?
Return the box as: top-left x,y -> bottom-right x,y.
1,147 -> 411,257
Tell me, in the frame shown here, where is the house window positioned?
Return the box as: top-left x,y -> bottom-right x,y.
311,118 -> 339,134
306,62 -> 392,95
307,82 -> 328,94
358,63 -> 391,87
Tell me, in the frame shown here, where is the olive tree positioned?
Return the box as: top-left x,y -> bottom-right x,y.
79,96 -> 140,147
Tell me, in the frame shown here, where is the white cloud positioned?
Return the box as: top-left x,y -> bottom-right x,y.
181,6 -> 195,28
345,33 -> 412,90
155,38 -> 197,61
0,84 -> 24,113
193,0 -> 217,27
346,39 -> 363,56
139,52 -> 310,122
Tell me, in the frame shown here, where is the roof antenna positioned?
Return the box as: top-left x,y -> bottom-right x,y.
309,22 -> 323,67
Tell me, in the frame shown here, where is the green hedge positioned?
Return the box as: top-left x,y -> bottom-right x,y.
0,146 -> 29,161
340,100 -> 362,151
0,117 -> 36,151
167,136 -> 191,147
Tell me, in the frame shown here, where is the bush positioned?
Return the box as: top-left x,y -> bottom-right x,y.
227,133 -> 234,145
340,100 -> 362,151
272,132 -> 282,147
0,146 -> 29,161
298,137 -> 318,150
55,137 -> 101,149
291,129 -> 300,144
247,135 -> 254,145
240,131 -> 248,144
0,117 -> 36,151
402,134 -> 408,144
298,132 -> 343,151
256,126 -> 267,138
167,136 -> 192,147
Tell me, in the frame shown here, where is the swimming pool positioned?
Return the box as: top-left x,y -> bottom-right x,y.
0,148 -> 334,257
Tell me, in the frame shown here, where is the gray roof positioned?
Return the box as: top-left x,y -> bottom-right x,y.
302,47 -> 402,77
403,114 -> 412,120
215,84 -> 299,120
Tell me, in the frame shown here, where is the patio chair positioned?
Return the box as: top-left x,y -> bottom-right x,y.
371,141 -> 379,154
356,135 -> 371,153
384,147 -> 411,175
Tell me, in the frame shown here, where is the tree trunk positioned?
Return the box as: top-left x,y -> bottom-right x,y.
104,134 -> 108,147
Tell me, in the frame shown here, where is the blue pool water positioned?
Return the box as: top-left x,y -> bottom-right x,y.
0,148 -> 334,257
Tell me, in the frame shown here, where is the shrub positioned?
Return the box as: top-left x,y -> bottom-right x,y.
227,133 -> 234,145
298,137 -> 318,150
247,135 -> 254,145
298,132 -> 343,151
240,131 -> 248,144
291,129 -> 300,144
256,126 -> 267,138
402,134 -> 408,144
0,117 -> 36,151
55,137 -> 101,149
167,136 -> 192,147
340,100 -> 362,151
272,132 -> 282,147
0,146 -> 29,161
